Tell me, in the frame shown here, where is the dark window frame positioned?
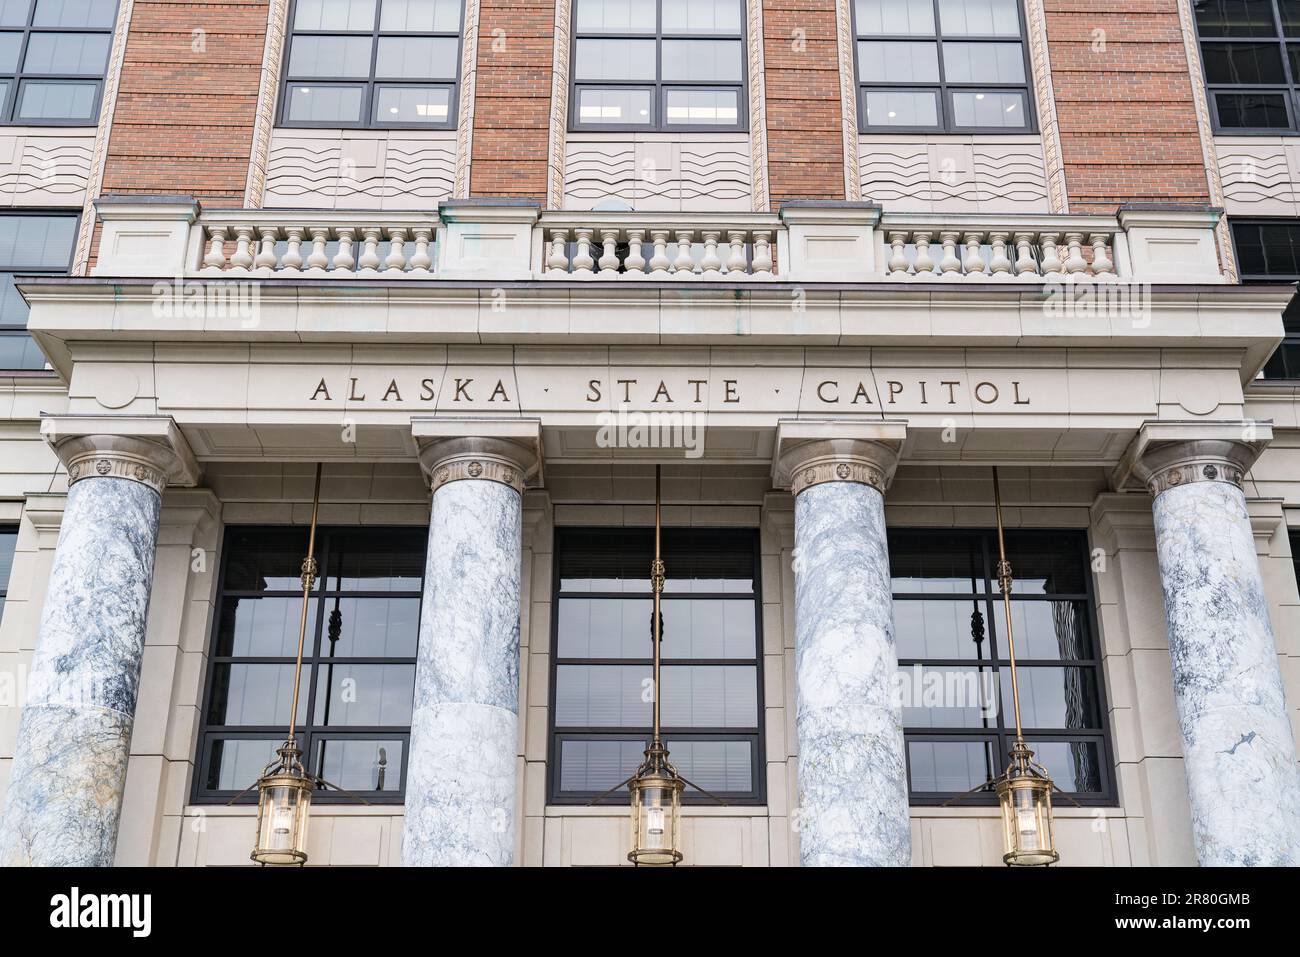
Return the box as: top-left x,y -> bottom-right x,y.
0,208 -> 78,375
0,523 -> 15,628
1194,0 -> 1300,133
851,0 -> 1038,134
892,527 -> 1116,807
1230,217 -> 1300,378
191,525 -> 427,806
0,0 -> 117,126
546,526 -> 766,806
568,0 -> 750,133
277,0 -> 464,131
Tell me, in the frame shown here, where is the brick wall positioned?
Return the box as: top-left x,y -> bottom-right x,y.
100,0 -> 268,206
762,0 -> 845,204
469,0 -> 555,199
1046,0 -> 1211,212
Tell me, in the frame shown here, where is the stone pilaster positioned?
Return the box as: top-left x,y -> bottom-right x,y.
773,420 -> 911,867
0,416 -> 198,866
1125,422 -> 1300,866
403,420 -> 541,867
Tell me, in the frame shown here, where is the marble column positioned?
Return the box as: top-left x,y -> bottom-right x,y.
0,422 -> 195,866
403,433 -> 538,867
1135,433 -> 1300,866
776,424 -> 911,866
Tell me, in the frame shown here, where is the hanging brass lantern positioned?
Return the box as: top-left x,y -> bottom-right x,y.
251,742 -> 314,865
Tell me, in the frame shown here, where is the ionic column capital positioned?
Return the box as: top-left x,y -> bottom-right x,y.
1115,420 -> 1272,497
42,415 -> 200,496
771,419 -> 907,496
411,417 -> 543,495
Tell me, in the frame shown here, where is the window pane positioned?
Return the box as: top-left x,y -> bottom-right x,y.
0,275 -> 27,326
855,0 -> 934,35
939,0 -> 1022,36
558,738 -> 644,792
663,87 -> 739,125
15,79 -> 97,120
0,332 -> 45,369
205,663 -> 309,726
999,667 -> 1101,729
374,35 -> 458,78
574,37 -> 656,80
661,39 -> 742,82
323,527 -> 424,590
1284,0 -> 1300,34
374,84 -> 450,122
555,664 -> 651,726
288,34 -> 373,77
1213,90 -> 1290,127
577,85 -> 650,124
0,0 -> 28,26
323,596 -> 419,656
1194,0 -> 1283,37
998,532 -> 1087,594
557,597 -> 652,658
864,88 -> 940,126
661,665 -> 757,727
1254,222 -> 1300,275
0,31 -> 19,71
0,213 -> 77,269
313,664 -> 415,725
313,738 -> 404,791
214,596 -> 318,657
858,40 -> 939,83
0,529 -> 15,593
662,0 -> 742,34
663,739 -> 752,792
895,598 -> 996,659
890,531 -> 984,592
32,0 -> 116,28
661,599 -> 755,658
204,738 -> 281,791
22,32 -> 111,74
899,665 -> 999,728
294,0 -> 377,30
907,739 -> 996,792
220,528 -> 313,591
942,41 -> 1025,83
380,0 -> 460,31
574,0 -> 654,32
1201,41 -> 1287,83
1028,739 -> 1104,792
951,89 -> 1028,128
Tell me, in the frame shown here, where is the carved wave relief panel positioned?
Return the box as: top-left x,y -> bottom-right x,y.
263,130 -> 456,209
858,136 -> 1049,213
1216,138 -> 1300,216
564,134 -> 752,211
0,128 -> 94,206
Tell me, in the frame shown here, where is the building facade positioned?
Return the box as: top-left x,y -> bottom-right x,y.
0,0 -> 1298,867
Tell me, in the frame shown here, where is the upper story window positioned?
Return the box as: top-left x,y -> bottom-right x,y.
549,527 -> 764,804
279,0 -> 463,129
1232,218 -> 1300,378
852,0 -> 1035,132
0,0 -> 118,124
0,525 -> 15,627
891,529 -> 1114,805
0,212 -> 77,372
1194,0 -> 1300,131
569,0 -> 747,131
194,526 -> 426,804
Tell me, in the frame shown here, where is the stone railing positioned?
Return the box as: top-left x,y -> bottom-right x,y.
89,197 -> 1227,285
537,212 -> 781,279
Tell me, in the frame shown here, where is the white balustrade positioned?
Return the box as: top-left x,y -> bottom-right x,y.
196,215 -> 440,276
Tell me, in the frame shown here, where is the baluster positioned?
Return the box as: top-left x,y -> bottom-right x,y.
253,225 -> 279,271
648,230 -> 671,275
358,227 -> 382,273
385,227 -> 408,272
597,228 -> 620,274
306,226 -> 330,272
673,230 -> 695,277
988,232 -> 1012,279
700,230 -> 722,278
1013,232 -> 1037,277
546,229 -> 570,273
572,228 -> 595,274
751,230 -> 773,276
1039,233 -> 1063,276
962,232 -> 986,277
408,227 -> 433,274
886,231 -> 909,277
939,231 -> 962,277
1063,232 -> 1088,275
625,229 -> 647,275
1089,233 -> 1115,276
913,231 -> 935,276
229,225 -> 255,271
332,227 -> 357,271
202,225 -> 229,270
280,226 -> 305,272
725,230 -> 747,275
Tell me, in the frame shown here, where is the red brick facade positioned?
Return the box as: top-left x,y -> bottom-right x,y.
1045,0 -> 1211,212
